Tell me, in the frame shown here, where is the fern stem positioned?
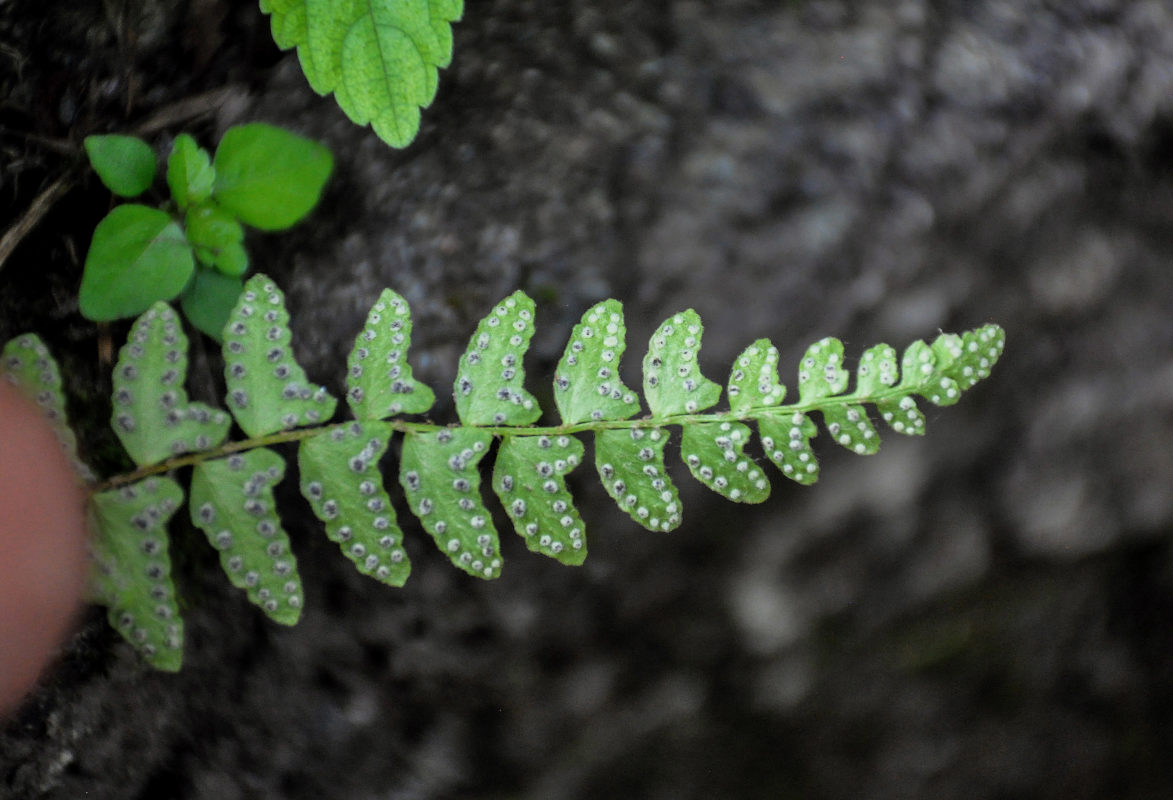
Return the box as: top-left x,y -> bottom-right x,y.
87,383 -> 919,495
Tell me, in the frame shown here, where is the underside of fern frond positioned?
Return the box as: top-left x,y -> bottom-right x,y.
0,274 -> 1004,670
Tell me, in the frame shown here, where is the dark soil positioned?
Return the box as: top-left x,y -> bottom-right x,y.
3,1 -> 1173,798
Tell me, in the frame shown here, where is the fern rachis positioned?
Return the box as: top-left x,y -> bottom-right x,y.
1,274 -> 1005,670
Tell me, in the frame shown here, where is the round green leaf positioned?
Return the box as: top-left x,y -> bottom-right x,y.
167,133 -> 215,209
78,205 -> 195,321
212,123 -> 333,231
180,267 -> 243,341
84,135 -> 157,198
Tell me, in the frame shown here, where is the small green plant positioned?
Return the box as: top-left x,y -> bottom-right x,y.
79,124 -> 333,339
260,0 -> 462,148
1,274 -> 1005,671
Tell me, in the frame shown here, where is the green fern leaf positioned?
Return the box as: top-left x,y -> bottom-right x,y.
926,324 -> 1007,401
110,303 -> 231,466
820,403 -> 880,455
399,427 -> 501,579
856,342 -> 923,435
797,337 -> 849,402
298,421 -> 410,586
222,274 -> 337,437
20,273 -> 1003,675
643,310 -> 722,417
727,338 -> 786,413
453,291 -> 541,427
1,334 -> 95,481
595,427 -> 681,532
553,299 -> 640,425
855,343 -> 901,396
681,421 -> 771,503
759,412 -> 820,485
260,0 -> 463,148
346,288 -> 434,420
493,434 -> 588,565
792,335 -> 880,455
88,477 -> 185,671
190,449 -> 304,624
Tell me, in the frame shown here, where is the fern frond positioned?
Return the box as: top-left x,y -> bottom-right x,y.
0,273 -> 1005,670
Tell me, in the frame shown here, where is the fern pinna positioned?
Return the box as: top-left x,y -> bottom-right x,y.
1,275 -> 1005,671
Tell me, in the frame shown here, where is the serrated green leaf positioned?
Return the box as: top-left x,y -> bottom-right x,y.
797,337 -> 849,403
820,403 -> 880,455
759,412 -> 819,485
180,268 -> 243,342
595,427 -> 681,532
553,299 -> 640,425
681,421 -> 770,503
78,204 -> 195,321
642,309 -> 722,417
84,134 -> 156,198
88,477 -> 185,671
166,133 -> 215,209
190,448 -> 303,624
299,421 -> 410,586
493,434 -> 588,565
346,288 -> 434,420
1,334 -> 95,481
727,338 -> 786,413
222,274 -> 337,437
212,123 -> 333,230
260,0 -> 462,148
110,303 -> 231,466
454,291 -> 540,427
399,426 -> 501,579
261,0 -> 304,49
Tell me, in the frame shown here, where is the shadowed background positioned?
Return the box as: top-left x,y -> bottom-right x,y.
2,1 -> 1172,797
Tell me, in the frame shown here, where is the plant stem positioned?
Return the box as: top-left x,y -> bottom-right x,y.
89,382 -> 921,494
